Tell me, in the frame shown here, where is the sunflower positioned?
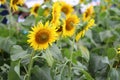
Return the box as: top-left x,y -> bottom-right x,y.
56,19 -> 66,36
63,14 -> 79,37
51,2 -> 61,27
101,6 -> 107,12
60,1 -> 74,17
43,8 -> 50,17
79,0 -> 85,3
0,0 -> 6,4
27,22 -> 58,50
82,5 -> 94,22
117,48 -> 120,54
44,0 -> 50,2
10,0 -> 25,11
76,19 -> 95,42
30,4 -> 40,17
105,0 -> 111,2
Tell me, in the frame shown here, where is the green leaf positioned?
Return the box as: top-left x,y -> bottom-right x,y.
106,48 -> 116,59
49,44 -> 63,61
80,69 -> 94,80
79,45 -> 90,62
109,68 -> 120,80
8,60 -> 21,80
88,54 -> 110,80
10,45 -> 28,61
0,37 -> 15,53
99,30 -> 113,42
43,49 -> 54,67
31,65 -> 52,80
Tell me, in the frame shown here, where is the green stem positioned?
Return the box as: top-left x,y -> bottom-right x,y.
60,60 -> 70,80
69,35 -> 75,80
27,50 -> 35,80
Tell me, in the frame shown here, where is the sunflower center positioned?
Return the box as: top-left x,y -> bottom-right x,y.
66,21 -> 74,30
56,26 -> 62,32
85,11 -> 89,18
62,7 -> 68,14
35,31 -> 49,44
34,6 -> 39,13
12,0 -> 18,5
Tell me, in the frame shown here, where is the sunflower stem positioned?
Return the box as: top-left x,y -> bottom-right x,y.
27,50 -> 35,80
69,35 -> 75,80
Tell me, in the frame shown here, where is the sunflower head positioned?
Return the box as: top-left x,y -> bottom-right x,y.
76,19 -> 95,42
117,48 -> 120,54
56,19 -> 66,36
51,2 -> 61,27
79,0 -> 85,4
43,8 -> 50,17
44,0 -> 50,2
63,14 -> 79,37
0,0 -> 6,4
27,22 -> 58,50
83,5 -> 94,22
10,0 -> 25,11
60,2 -> 74,17
30,4 -> 40,17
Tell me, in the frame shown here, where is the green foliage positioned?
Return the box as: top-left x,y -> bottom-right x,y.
0,0 -> 120,80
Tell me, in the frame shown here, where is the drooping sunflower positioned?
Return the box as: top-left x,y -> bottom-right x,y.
56,19 -> 66,36
117,48 -> 120,54
79,0 -> 85,4
63,14 -> 79,37
82,5 -> 94,22
43,8 -> 50,17
51,2 -> 61,27
60,1 -> 74,17
44,0 -> 50,2
76,19 -> 95,42
30,4 -> 40,17
0,0 -> 6,4
10,0 -> 25,11
27,22 -> 58,50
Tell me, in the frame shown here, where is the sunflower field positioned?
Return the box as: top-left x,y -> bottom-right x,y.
0,0 -> 120,80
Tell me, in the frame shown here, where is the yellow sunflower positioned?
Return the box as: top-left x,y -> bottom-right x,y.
117,48 -> 120,54
76,19 -> 95,42
83,5 -> 94,22
27,22 -> 58,50
60,1 -> 74,17
51,2 -> 61,27
30,4 -> 40,17
101,6 -> 107,12
56,19 -> 66,36
63,14 -> 79,37
10,0 -> 25,11
104,0 -> 111,2
79,0 -> 85,3
43,8 -> 50,17
0,0 -> 6,4
44,0 -> 50,2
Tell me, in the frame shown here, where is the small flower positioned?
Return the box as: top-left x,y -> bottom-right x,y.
76,19 -> 95,41
117,48 -> 120,54
0,0 -> 6,5
30,4 -> 40,17
63,14 -> 79,37
27,22 -> 58,50
83,5 -> 94,22
10,0 -> 25,11
51,2 -> 61,27
79,0 -> 85,4
60,1 -> 74,17
43,8 -> 50,17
